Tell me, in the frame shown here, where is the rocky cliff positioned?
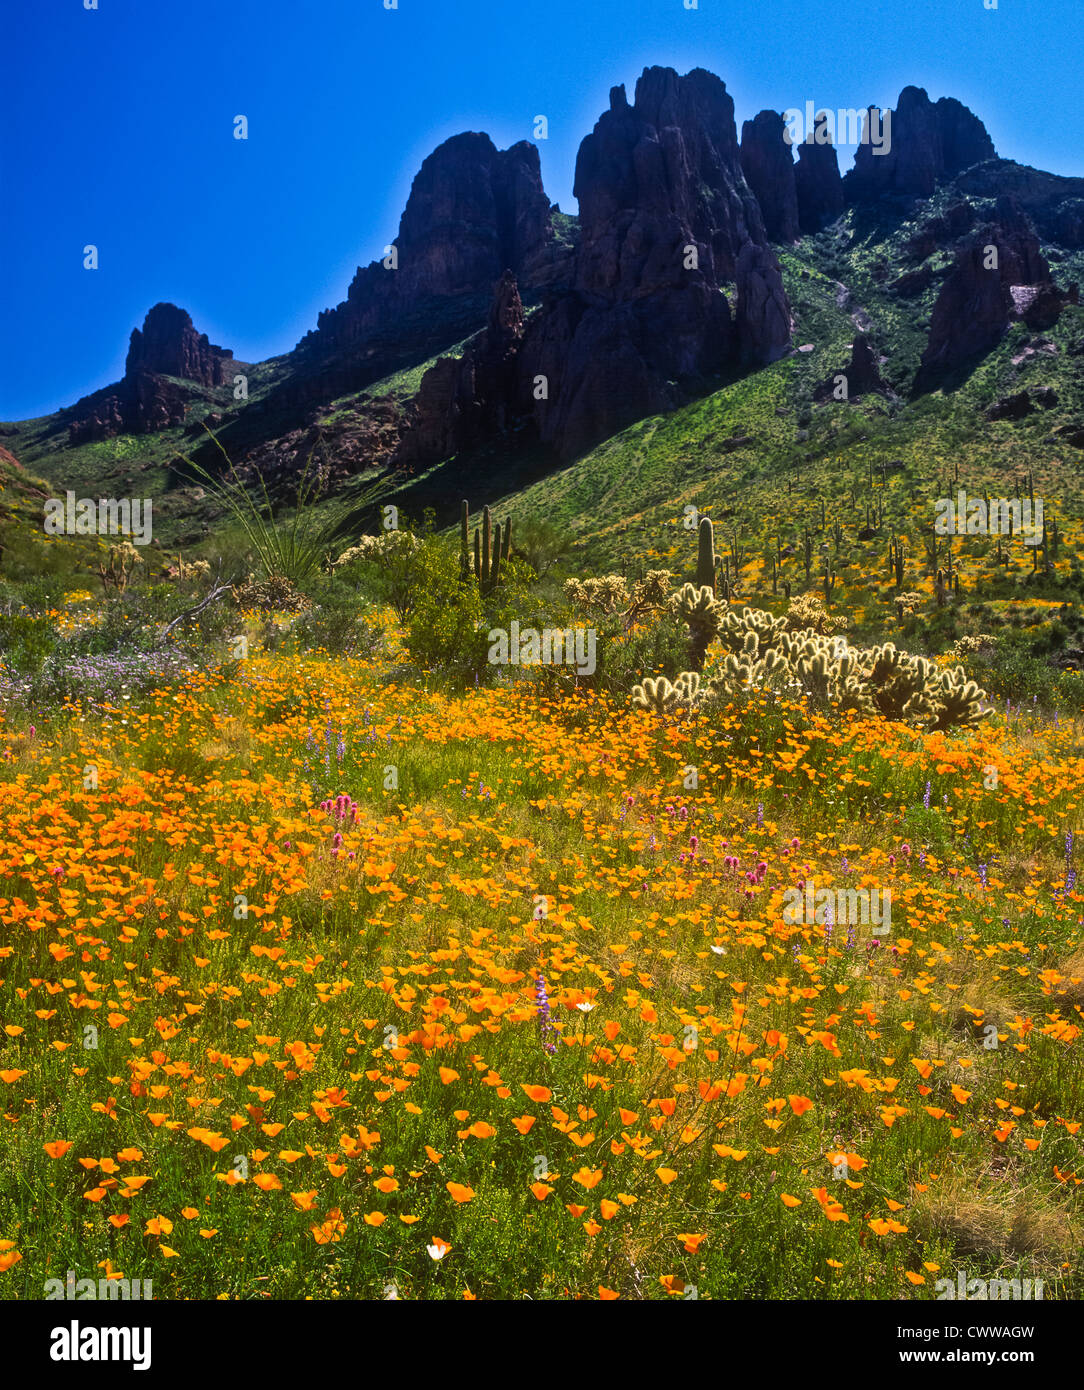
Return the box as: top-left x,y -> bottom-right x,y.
301,133 -> 566,367
845,86 -> 996,203
68,304 -> 235,444
517,67 -> 791,459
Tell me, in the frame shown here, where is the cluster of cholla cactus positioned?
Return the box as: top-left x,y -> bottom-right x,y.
632,596 -> 990,732
565,569 -> 674,630
96,540 -> 143,594
563,574 -> 631,614
783,592 -> 846,635
631,671 -> 701,715
460,500 -> 511,596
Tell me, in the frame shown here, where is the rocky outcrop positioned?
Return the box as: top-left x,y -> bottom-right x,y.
953,161 -> 1084,248
845,87 -> 996,203
914,197 -> 1069,391
740,110 -> 800,242
794,117 -> 844,233
67,305 -> 236,444
125,303 -> 233,386
986,387 -> 1058,421
302,133 -> 565,368
815,333 -> 887,402
517,67 -> 791,460
393,271 -> 527,467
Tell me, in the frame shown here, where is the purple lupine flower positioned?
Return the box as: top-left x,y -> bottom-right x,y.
757,802 -> 764,829
923,781 -> 931,810
977,862 -> 988,890
535,974 -> 557,1055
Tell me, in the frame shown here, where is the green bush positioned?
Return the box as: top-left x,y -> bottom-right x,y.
294,585 -> 386,658
962,631 -> 1084,714
405,540 -> 486,683
0,612 -> 56,676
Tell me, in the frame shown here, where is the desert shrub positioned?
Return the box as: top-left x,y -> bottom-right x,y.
0,612 -> 56,677
961,630 -> 1084,713
514,514 -> 573,578
294,590 -> 386,658
404,541 -> 487,683
333,530 -> 425,622
568,610 -> 690,697
232,574 -> 310,613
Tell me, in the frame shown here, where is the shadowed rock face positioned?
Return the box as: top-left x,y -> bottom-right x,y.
740,110 -> 800,243
915,197 -> 1067,391
393,271 -> 527,467
125,303 -> 233,386
815,332 -> 888,402
845,86 -> 996,202
69,305 -> 235,444
518,67 -> 791,460
303,133 -> 563,363
794,117 -> 844,233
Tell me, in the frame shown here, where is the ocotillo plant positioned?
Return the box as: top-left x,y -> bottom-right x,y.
695,516 -> 716,593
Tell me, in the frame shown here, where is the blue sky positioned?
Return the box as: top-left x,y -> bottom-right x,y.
3,0 -> 1081,420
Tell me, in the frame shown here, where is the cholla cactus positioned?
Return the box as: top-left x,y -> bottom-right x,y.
631,672 -> 700,715
894,590 -> 923,620
625,590 -> 990,732
861,643 -> 938,725
671,582 -> 727,670
564,574 -> 631,614
928,668 -> 989,731
714,645 -> 789,693
953,633 -> 995,657
784,592 -> 846,635
718,605 -> 787,655
96,540 -> 143,594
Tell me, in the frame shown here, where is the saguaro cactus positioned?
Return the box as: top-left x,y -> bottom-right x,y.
889,536 -> 904,588
461,501 -> 510,595
696,516 -> 716,593
460,500 -> 471,580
